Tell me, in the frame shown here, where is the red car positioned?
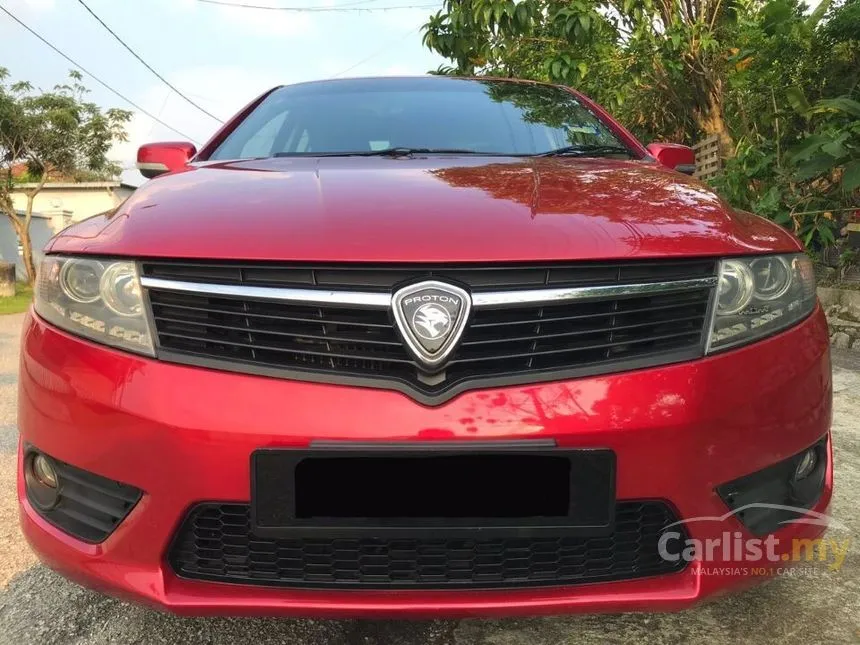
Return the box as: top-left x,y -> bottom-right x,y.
18,77 -> 831,618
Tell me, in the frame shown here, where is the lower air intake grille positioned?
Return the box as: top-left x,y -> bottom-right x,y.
168,501 -> 687,589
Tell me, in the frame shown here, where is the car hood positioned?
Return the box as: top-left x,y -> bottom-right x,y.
49,156 -> 799,262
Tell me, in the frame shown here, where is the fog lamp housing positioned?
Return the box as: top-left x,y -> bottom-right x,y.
717,437 -> 828,536
22,446 -> 144,543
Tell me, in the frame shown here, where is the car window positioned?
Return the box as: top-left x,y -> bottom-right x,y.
209,78 -> 629,159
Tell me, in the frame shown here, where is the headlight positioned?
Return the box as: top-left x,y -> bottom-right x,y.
35,256 -> 154,356
707,253 -> 816,353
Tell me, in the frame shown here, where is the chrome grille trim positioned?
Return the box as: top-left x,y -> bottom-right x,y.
139,276 -> 391,308
471,277 -> 718,308
140,275 -> 718,309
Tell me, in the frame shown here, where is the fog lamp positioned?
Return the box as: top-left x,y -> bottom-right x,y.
33,453 -> 58,488
794,448 -> 818,481
25,452 -> 60,509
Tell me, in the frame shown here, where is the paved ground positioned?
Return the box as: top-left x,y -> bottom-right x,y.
0,311 -> 858,644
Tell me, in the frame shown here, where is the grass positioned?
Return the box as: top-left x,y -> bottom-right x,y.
0,285 -> 33,315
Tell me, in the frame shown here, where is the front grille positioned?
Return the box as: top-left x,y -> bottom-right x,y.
168,501 -> 687,589
142,260 -> 716,402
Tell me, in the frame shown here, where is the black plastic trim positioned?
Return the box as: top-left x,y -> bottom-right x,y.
23,447 -> 143,544
140,257 -> 719,292
717,436 -> 829,536
168,499 -> 689,590
155,345 -> 703,406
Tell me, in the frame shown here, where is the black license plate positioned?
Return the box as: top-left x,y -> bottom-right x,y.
251,443 -> 615,538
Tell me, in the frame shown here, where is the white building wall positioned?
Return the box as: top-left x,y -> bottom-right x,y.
10,183 -> 135,229
0,215 -> 54,281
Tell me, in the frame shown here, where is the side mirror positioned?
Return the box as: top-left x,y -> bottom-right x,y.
646,143 -> 696,175
136,141 -> 197,179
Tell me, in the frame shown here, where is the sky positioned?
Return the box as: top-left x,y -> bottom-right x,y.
0,0 -> 446,185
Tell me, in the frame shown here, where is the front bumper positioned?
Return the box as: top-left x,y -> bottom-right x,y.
18,307 -> 833,617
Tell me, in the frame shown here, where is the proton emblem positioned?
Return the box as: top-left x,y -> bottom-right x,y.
391,280 -> 471,371
412,303 -> 451,340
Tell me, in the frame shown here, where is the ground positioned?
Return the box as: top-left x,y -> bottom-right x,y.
0,311 -> 858,645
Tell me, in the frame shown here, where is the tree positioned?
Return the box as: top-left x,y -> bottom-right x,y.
0,69 -> 131,284
422,0 -> 747,153
713,0 -> 860,251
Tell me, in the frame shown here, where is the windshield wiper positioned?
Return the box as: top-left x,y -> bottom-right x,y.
274,147 -> 494,158
361,147 -> 490,157
534,144 -> 633,158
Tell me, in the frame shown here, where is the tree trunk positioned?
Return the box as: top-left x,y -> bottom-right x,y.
19,225 -> 36,286
694,79 -> 735,159
20,183 -> 46,286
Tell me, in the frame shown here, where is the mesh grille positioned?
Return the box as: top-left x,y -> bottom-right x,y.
168,501 -> 687,589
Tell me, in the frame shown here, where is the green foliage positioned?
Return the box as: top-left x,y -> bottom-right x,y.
0,68 -> 132,187
789,97 -> 860,191
423,0 -> 741,149
715,0 -> 860,251
714,93 -> 860,251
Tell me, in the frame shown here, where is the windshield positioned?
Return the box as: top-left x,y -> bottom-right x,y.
208,77 -> 632,160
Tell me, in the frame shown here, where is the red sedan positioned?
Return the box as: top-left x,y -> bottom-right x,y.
18,77 -> 831,617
